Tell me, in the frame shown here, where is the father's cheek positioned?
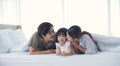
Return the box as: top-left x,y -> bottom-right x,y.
50,37 -> 54,40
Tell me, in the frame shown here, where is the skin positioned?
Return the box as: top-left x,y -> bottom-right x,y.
29,27 -> 56,55
56,35 -> 73,56
67,33 -> 86,54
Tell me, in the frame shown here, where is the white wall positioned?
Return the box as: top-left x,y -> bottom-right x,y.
0,0 -> 20,25
20,0 -> 63,39
0,0 -> 119,39
0,0 -> 3,23
64,0 -> 108,35
110,0 -> 120,37
20,0 -> 110,39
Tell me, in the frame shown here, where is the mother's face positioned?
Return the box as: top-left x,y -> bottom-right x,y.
67,33 -> 75,42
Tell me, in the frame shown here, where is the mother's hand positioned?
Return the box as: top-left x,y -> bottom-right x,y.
71,41 -> 85,54
71,41 -> 79,48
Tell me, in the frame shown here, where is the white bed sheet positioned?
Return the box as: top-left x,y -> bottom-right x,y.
0,52 -> 120,66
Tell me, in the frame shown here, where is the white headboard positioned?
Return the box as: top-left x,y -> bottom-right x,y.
0,24 -> 21,30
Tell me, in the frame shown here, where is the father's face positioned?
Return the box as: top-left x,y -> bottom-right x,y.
45,27 -> 55,41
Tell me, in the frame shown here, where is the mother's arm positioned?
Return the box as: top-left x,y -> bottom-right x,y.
29,47 -> 55,55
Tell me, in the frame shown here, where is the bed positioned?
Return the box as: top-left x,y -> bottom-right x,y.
0,52 -> 120,66
0,24 -> 120,66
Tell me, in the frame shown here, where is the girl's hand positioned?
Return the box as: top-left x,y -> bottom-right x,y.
59,51 -> 66,56
56,47 -> 62,55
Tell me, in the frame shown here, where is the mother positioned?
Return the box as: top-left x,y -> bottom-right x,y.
67,25 -> 100,54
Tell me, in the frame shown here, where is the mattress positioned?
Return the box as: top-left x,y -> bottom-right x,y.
0,52 -> 120,66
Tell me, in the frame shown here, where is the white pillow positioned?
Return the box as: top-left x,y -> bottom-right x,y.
13,29 -> 27,43
5,29 -> 19,44
0,29 -> 15,53
0,41 -> 10,53
0,29 -> 28,53
7,29 -> 27,45
10,41 -> 29,52
9,29 -> 28,52
91,33 -> 120,51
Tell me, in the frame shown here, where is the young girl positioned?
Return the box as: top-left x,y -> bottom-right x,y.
55,28 -> 73,56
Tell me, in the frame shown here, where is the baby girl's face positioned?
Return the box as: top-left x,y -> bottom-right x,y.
58,35 -> 67,45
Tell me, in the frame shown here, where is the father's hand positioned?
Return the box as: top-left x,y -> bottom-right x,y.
47,49 -> 56,53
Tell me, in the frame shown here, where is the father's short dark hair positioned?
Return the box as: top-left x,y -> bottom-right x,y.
38,22 -> 53,37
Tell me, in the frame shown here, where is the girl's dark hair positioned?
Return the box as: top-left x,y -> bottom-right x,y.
68,25 -> 101,53
55,28 -> 67,42
37,22 -> 53,37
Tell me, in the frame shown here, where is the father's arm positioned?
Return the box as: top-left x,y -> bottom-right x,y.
29,47 -> 55,55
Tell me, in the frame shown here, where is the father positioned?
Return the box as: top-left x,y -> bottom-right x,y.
28,22 -> 56,55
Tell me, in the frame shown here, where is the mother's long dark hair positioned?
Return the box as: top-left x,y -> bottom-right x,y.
67,25 -> 93,39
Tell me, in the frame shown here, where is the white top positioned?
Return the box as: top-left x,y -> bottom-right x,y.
55,41 -> 70,53
79,34 -> 98,54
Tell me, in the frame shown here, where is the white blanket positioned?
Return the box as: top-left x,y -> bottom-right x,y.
91,33 -> 120,51
0,52 -> 120,66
